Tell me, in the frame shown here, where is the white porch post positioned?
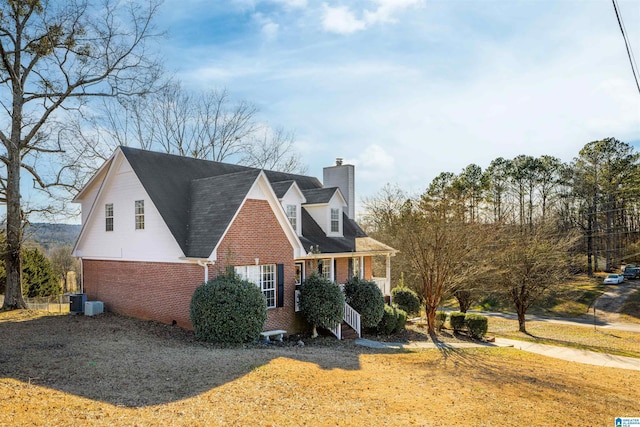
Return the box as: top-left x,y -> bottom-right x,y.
359,256 -> 364,278
331,256 -> 336,282
385,254 -> 391,296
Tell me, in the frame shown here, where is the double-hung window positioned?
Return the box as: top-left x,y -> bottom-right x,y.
286,204 -> 297,231
330,208 -> 340,233
135,200 -> 145,230
105,204 -> 114,232
318,258 -> 332,281
235,264 -> 276,308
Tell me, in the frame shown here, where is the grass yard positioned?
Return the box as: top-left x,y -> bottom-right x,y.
487,317 -> 640,358
1,310 -> 639,426
620,289 -> 640,323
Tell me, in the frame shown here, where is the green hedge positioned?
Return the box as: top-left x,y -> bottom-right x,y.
377,305 -> 407,335
435,311 -> 448,331
465,314 -> 488,339
394,308 -> 407,333
450,312 -> 466,332
299,274 -> 345,335
190,273 -> 267,344
344,277 -> 385,329
391,286 -> 421,317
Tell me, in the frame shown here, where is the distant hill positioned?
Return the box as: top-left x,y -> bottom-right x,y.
23,223 -> 82,251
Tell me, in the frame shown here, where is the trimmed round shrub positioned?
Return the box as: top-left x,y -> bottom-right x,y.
435,311 -> 448,331
393,307 -> 407,333
344,276 -> 385,329
465,314 -> 488,339
299,274 -> 345,336
391,286 -> 421,317
450,312 -> 466,333
190,273 -> 267,344
377,305 -> 398,335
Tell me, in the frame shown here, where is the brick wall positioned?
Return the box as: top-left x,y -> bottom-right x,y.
83,259 -> 202,328
82,198 -> 300,332
335,258 -> 349,283
215,199 -> 297,331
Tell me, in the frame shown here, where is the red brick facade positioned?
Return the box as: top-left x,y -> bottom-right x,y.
82,199 -> 299,332
81,198 -> 379,334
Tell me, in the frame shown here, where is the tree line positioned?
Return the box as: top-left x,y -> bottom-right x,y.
363,137 -> 639,333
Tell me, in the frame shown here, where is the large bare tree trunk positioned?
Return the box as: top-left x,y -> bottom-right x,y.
3,134 -> 26,310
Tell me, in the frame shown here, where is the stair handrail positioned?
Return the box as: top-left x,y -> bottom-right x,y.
343,302 -> 361,338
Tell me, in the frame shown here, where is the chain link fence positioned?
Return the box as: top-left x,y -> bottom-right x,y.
0,294 -> 70,313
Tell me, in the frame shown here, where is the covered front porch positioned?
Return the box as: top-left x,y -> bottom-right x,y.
295,236 -> 397,296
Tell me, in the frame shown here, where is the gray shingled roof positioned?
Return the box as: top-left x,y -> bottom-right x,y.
270,181 -> 294,199
186,170 -> 261,258
302,187 -> 339,205
118,146 -> 369,258
299,210 -> 366,253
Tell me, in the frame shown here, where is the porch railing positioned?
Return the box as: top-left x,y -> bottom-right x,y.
329,302 -> 361,340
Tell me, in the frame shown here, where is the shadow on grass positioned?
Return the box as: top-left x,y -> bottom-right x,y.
0,311 -> 374,407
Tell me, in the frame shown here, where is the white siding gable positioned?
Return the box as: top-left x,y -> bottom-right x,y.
280,183 -> 305,236
75,153 -> 186,262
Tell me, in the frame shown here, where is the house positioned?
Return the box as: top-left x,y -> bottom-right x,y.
73,147 -> 396,334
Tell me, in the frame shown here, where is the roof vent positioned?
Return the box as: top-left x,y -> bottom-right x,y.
336,158 -> 343,166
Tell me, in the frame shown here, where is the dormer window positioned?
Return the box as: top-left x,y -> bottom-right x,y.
330,208 -> 340,233
286,204 -> 297,231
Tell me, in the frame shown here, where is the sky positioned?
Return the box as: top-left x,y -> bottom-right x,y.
25,0 -> 639,223
152,0 -> 640,210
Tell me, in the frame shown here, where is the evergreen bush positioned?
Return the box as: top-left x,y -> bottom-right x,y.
377,305 -> 398,335
435,311 -> 448,331
465,313 -> 488,339
344,276 -> 385,329
299,274 -> 345,337
391,286 -> 421,317
393,307 -> 407,333
190,272 -> 267,344
450,311 -> 466,332
22,247 -> 60,298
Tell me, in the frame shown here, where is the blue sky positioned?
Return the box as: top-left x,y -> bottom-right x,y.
152,0 -> 639,207
48,0 -> 640,222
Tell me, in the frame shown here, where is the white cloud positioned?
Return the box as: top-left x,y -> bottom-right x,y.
365,0 -> 424,25
321,4 -> 366,34
321,0 -> 424,34
271,0 -> 307,8
254,13 -> 279,41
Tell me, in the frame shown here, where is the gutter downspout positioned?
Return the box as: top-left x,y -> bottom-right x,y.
197,260 -> 214,282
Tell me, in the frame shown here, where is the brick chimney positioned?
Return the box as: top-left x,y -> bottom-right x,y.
323,158 -> 355,219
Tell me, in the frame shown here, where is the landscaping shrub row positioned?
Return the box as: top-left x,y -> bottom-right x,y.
441,311 -> 488,339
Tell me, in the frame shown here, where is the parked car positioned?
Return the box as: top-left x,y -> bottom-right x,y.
604,274 -> 625,285
623,266 -> 640,279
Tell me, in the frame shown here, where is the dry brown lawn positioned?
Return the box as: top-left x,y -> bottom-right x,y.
1,310 -> 639,426
488,317 -> 640,358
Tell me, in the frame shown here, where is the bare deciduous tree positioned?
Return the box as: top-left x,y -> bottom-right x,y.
0,0 -> 163,310
494,224 -> 578,333
76,82 -> 306,173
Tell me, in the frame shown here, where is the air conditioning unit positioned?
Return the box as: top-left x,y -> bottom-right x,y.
69,293 -> 87,314
84,301 -> 104,316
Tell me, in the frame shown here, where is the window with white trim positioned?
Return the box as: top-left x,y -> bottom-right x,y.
286,204 -> 297,231
235,264 -> 276,308
105,204 -> 114,232
318,258 -> 332,281
330,208 -> 340,233
135,200 -> 145,230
